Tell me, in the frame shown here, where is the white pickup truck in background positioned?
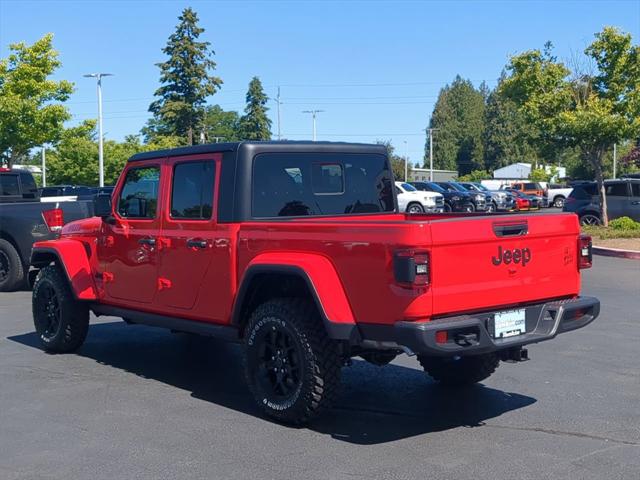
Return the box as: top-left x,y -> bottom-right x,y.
543,183 -> 574,208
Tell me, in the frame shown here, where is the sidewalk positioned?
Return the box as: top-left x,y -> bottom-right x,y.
592,238 -> 640,260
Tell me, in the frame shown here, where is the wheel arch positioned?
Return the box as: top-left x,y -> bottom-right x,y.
31,240 -> 97,300
232,256 -> 359,342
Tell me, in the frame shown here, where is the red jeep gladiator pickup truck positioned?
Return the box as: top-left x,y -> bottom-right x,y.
30,141 -> 600,424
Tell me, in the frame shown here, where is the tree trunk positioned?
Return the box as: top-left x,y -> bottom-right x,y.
591,151 -> 608,227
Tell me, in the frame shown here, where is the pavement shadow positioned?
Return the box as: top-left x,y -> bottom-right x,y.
8,321 -> 536,445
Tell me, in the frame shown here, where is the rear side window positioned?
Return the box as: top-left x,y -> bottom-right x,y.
524,183 -> 538,190
0,174 -> 20,196
118,166 -> 160,219
632,183 -> 640,197
19,172 -> 38,198
252,153 -> 394,217
170,161 -> 215,219
605,183 -> 629,197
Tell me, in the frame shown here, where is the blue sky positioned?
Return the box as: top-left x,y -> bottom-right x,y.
1,0 -> 639,165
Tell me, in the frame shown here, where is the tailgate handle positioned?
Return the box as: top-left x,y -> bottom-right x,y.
493,222 -> 528,237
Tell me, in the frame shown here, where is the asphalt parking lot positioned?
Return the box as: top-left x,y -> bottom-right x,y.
0,255 -> 638,480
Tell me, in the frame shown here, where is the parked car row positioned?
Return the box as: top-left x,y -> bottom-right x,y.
401,181 -> 523,214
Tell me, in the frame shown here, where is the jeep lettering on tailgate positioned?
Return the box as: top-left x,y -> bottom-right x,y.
491,245 -> 531,266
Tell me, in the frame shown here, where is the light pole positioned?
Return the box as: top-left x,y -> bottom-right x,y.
426,128 -> 438,181
403,140 -> 409,182
83,73 -> 113,187
302,110 -> 324,141
41,147 -> 46,187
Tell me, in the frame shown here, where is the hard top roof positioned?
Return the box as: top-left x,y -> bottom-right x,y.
128,140 -> 387,163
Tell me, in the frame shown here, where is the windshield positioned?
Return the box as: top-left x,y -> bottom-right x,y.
473,183 -> 489,191
449,182 -> 469,193
426,182 -> 446,193
401,183 -> 417,192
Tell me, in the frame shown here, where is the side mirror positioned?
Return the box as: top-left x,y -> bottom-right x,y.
94,193 -> 113,218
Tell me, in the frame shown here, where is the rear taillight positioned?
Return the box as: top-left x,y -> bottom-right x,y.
393,249 -> 430,287
42,208 -> 64,233
578,235 -> 592,269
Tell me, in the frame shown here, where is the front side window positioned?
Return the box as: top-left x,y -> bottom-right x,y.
118,166 -> 160,219
632,183 -> 640,197
170,161 -> 215,219
252,153 -> 394,218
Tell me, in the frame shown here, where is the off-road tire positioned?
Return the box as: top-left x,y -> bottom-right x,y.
32,265 -> 89,353
418,353 -> 500,387
243,298 -> 341,425
0,239 -> 25,292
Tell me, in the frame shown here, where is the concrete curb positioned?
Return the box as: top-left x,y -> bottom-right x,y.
592,246 -> 640,260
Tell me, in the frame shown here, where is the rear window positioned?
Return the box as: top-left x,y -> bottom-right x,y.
570,184 -> 597,199
0,174 -> 20,196
18,172 -> 38,198
252,153 -> 395,217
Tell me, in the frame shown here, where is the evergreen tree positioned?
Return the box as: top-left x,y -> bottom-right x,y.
239,77 -> 272,140
483,81 -> 539,170
147,7 -> 222,145
426,76 -> 486,175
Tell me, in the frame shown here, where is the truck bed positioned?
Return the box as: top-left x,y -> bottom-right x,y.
237,212 -> 581,325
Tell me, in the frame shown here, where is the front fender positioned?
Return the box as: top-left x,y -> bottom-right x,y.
235,252 -> 357,341
31,240 -> 97,300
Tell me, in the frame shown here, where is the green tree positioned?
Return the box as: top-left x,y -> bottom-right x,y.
484,78 -> 541,170
239,77 -> 272,140
203,105 -> 241,142
0,34 -> 73,167
458,169 -> 492,182
378,140 -> 411,181
147,7 -> 222,145
47,124 -> 181,185
501,29 -> 640,225
427,76 -> 486,174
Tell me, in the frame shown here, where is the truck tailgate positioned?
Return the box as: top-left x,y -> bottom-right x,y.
429,213 -> 580,316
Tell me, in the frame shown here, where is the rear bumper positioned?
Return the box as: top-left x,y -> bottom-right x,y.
360,296 -> 600,356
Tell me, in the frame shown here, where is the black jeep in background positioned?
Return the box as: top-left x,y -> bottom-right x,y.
563,178 -> 640,225
410,181 -> 474,212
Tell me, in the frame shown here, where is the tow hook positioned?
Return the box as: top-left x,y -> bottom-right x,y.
454,332 -> 479,347
500,347 -> 529,363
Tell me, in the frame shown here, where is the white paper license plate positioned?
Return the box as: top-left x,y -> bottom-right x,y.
493,310 -> 526,338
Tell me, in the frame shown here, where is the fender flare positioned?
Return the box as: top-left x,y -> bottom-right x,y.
232,253 -> 359,342
30,240 -> 97,301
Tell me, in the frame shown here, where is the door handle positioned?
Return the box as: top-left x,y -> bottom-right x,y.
632,201 -> 640,205
186,238 -> 208,249
138,237 -> 156,247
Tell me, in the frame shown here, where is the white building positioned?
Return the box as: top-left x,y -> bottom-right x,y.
493,163 -> 565,182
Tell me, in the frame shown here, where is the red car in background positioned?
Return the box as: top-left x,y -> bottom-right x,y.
509,189 -> 531,211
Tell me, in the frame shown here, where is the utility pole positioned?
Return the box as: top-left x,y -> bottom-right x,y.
426,128 -> 438,181
276,87 -> 282,140
302,110 -> 324,141
613,143 -> 617,179
41,147 -> 46,187
403,140 -> 409,182
83,73 -> 113,187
